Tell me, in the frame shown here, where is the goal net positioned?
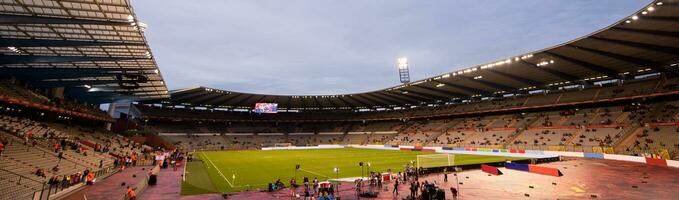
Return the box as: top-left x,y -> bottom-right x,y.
417,154 -> 455,169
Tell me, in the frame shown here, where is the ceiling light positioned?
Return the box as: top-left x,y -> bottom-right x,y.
436,83 -> 445,87
625,20 -> 631,23
631,15 -> 639,20
642,11 -> 648,15
656,2 -> 663,6
647,6 -> 655,11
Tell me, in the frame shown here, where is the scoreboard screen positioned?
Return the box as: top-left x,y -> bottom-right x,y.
254,103 -> 278,113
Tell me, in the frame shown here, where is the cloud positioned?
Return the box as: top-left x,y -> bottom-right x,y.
133,0 -> 649,95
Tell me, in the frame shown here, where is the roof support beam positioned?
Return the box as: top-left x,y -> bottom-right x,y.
589,36 -> 679,56
432,80 -> 488,95
358,94 -> 395,106
0,68 -> 119,80
366,93 -> 410,105
412,85 -> 464,98
0,14 -> 131,26
565,44 -> 669,73
638,16 -> 679,23
171,90 -> 210,102
312,97 -> 324,108
517,60 -> 580,82
253,96 -> 268,105
0,38 -> 145,47
392,89 -> 439,102
283,96 -> 293,109
78,85 -> 160,91
31,80 -> 121,88
375,92 -> 418,104
322,97 -> 340,108
487,69 -> 544,86
228,95 -> 256,108
0,55 -> 146,65
455,75 -> 516,92
610,27 -> 679,40
543,51 -> 622,79
336,97 -> 358,108
346,95 -> 374,107
189,92 -> 224,105
0,67 -> 155,75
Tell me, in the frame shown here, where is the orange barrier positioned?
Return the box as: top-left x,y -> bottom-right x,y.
645,157 -> 668,167
527,165 -> 562,177
481,164 -> 502,175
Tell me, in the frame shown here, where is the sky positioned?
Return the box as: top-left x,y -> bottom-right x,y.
131,0 -> 649,95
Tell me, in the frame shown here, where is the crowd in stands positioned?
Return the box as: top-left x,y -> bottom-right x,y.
0,79 -> 110,120
0,110 -> 158,200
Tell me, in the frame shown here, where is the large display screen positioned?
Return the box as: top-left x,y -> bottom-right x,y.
254,103 -> 278,113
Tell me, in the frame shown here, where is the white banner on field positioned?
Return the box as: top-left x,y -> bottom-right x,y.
261,144 -> 345,150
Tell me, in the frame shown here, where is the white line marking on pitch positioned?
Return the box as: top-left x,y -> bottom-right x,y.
202,152 -> 234,187
299,168 -> 331,179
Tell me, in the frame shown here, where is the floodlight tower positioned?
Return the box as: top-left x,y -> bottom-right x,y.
397,57 -> 410,83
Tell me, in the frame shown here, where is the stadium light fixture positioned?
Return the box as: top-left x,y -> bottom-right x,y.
656,2 -> 663,6
397,57 -> 408,69
83,85 -> 91,89
436,83 -> 445,87
631,15 -> 639,20
7,47 -> 22,54
398,57 -> 411,83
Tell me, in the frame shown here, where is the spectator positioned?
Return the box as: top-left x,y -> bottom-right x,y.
0,141 -> 4,156
35,168 -> 46,178
126,186 -> 136,200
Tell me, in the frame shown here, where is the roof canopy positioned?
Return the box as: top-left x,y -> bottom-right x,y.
165,1 -> 679,109
0,0 -> 168,103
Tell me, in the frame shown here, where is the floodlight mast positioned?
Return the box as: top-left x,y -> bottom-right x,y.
398,57 -> 410,83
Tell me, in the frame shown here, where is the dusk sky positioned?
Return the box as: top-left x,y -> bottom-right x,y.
131,0 -> 649,95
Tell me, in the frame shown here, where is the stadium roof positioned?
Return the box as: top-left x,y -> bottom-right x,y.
0,0 -> 169,103
160,0 -> 679,110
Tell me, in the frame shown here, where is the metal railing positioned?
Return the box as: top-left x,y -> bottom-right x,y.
32,165 -> 118,200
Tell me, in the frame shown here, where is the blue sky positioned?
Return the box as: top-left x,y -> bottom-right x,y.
132,0 -> 649,95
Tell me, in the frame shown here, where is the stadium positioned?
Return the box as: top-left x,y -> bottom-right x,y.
1,0 -> 679,200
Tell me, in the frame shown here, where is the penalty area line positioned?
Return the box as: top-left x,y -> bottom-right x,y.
299,168 -> 332,179
202,152 -> 235,188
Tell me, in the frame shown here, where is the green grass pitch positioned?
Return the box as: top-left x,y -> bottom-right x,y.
181,148 -> 525,194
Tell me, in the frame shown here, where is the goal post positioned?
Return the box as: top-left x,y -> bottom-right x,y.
417,154 -> 455,169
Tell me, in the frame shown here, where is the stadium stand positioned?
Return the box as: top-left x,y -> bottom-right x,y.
133,73 -> 679,160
